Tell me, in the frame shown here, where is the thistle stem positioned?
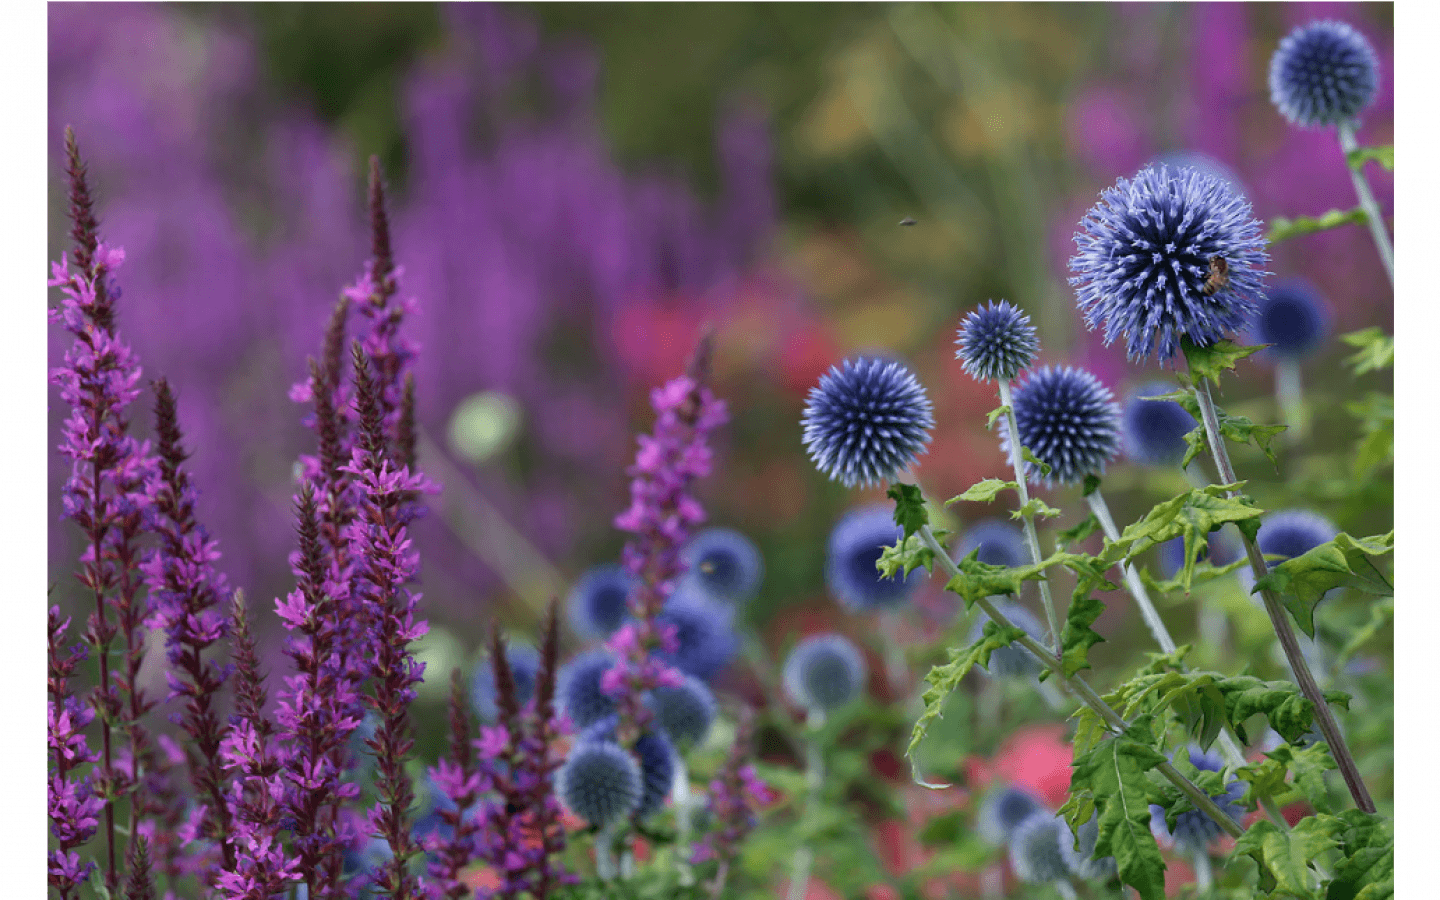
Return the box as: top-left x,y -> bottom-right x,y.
674,762 -> 695,886
1276,357 -> 1306,444
916,524 -> 1245,838
879,610 -> 910,695
1085,489 -> 1178,656
596,823 -> 619,880
996,380 -> 1064,653
787,709 -> 825,900
1187,372 -> 1375,813
1193,850 -> 1214,892
1336,121 -> 1393,284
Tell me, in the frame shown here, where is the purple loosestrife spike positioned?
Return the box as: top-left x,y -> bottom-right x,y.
1269,21 -> 1380,129
424,670 -> 488,900
123,836 -> 156,900
782,634 -> 867,713
801,356 -> 934,488
471,643 -> 541,723
48,607 -> 102,900
689,707 -> 773,879
1001,366 -> 1122,486
1069,165 -> 1269,362
955,300 -> 1040,383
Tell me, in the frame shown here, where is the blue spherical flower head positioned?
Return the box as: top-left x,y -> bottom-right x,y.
556,740 -> 642,828
1259,509 -> 1339,563
1003,366 -> 1121,485
1120,380 -> 1196,468
646,674 -> 717,750
1252,280 -> 1329,358
1149,747 -> 1245,854
582,717 -> 677,819
968,602 -> 1045,679
567,564 -> 635,641
782,634 -> 867,714
679,527 -> 763,606
826,504 -> 924,612
1059,813 -> 1118,881
1070,165 -> 1269,362
1009,812 -> 1073,884
556,649 -> 620,729
976,784 -> 1048,846
654,590 -> 739,682
802,356 -> 934,488
955,519 -> 1028,569
955,300 -> 1040,383
1269,20 -> 1380,128
470,643 -> 540,722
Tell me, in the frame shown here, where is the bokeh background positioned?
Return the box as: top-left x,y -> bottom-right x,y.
46,3 -> 1394,893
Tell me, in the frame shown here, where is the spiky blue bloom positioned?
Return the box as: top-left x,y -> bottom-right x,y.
955,300 -> 1040,383
582,717 -> 677,819
782,633 -> 867,713
556,649 -> 620,729
1070,165 -> 1269,362
567,563 -> 635,641
1059,813 -> 1118,881
976,784 -> 1048,846
679,527 -> 763,606
1258,509 -> 1339,562
1009,812 -> 1073,884
955,519 -> 1028,569
1120,380 -> 1196,468
825,504 -> 924,612
801,356 -> 934,488
646,674 -> 717,750
1149,747 -> 1245,854
1002,366 -> 1121,485
654,590 -> 739,682
1252,280 -> 1329,358
555,740 -> 643,828
469,643 -> 540,722
968,602 -> 1046,679
1269,20 -> 1380,128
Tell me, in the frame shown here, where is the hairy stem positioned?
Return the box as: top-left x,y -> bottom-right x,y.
996,380 -> 1063,653
1336,121 -> 1393,284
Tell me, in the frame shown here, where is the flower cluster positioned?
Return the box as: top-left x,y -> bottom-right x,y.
954,300 -> 1040,383
1003,366 -> 1122,485
689,708 -> 774,870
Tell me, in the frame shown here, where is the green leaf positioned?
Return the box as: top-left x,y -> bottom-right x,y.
1233,817 -> 1342,897
1021,445 -> 1053,477
877,532 -> 936,580
1104,671 -> 1344,747
1253,532 -> 1395,639
949,478 -> 1015,505
1140,556 -> 1248,597
986,403 -> 1010,430
1180,339 -> 1265,386
1326,810 -> 1394,900
942,552 -> 1049,608
1336,597 -> 1393,670
1012,496 -> 1061,521
1056,513 -> 1100,549
1082,473 -> 1102,497
1104,485 -> 1263,593
1346,144 -> 1393,173
1059,578 -> 1106,677
1221,676 -> 1350,745
1216,412 -> 1288,469
1239,742 -> 1338,809
1340,327 -> 1394,374
1066,722 -> 1170,900
888,482 -> 929,540
1268,208 -> 1368,244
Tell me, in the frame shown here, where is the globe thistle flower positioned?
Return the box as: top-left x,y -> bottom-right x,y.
1002,366 -> 1121,485
1008,812 -> 1073,884
679,527 -> 763,606
581,717 -> 677,819
976,784 -> 1048,846
1149,747 -> 1245,854
555,741 -> 642,829
782,634 -> 868,713
646,675 -> 717,750
1058,813 -> 1118,881
801,356 -> 934,488
1257,509 -> 1339,562
470,643 -> 540,722
556,650 -> 621,729
1119,380 -> 1197,468
1269,21 -> 1380,128
1251,280 -> 1329,358
955,300 -> 1040,383
825,505 -> 924,613
955,519 -> 1029,569
968,602 -> 1046,679
653,591 -> 739,682
1070,165 -> 1269,362
567,564 -> 635,642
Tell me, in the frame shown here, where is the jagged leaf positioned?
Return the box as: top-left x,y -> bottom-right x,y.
1021,445 -> 1053,477
1066,721 -> 1169,900
1233,816 -> 1342,897
1326,810 -> 1393,900
1013,496 -> 1061,521
1239,742 -> 1338,809
949,478 -> 1015,505
1336,597 -> 1393,669
877,532 -> 936,579
1056,513 -> 1100,550
1181,339 -> 1266,386
1268,208 -> 1368,244
942,551 -> 1049,608
1346,144 -> 1393,172
1104,485 -> 1263,592
1253,532 -> 1394,638
986,403 -> 1010,430
1340,327 -> 1394,374
888,482 -> 929,539
1059,559 -> 1110,677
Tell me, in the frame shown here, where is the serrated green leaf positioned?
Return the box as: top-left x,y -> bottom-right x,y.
1346,144 -> 1393,172
1336,597 -> 1392,670
1104,485 -> 1263,593
1104,671 -> 1341,747
986,403 -> 1011,430
1340,327 -> 1394,374
1021,445 -> 1053,477
888,482 -> 929,539
1268,208 -> 1368,244
1239,742 -> 1338,809
1326,810 -> 1393,900
1353,425 -> 1394,480
1253,532 -> 1394,638
1140,556 -> 1248,597
1012,496 -> 1061,520
1067,723 -> 1170,900
877,532 -> 936,580
1216,413 -> 1288,468
1181,339 -> 1265,386
1056,514 -> 1100,549
949,478 -> 1015,505
1221,677 -> 1350,745
1233,817 -> 1342,897
942,552 -> 1048,608
1060,562 -> 1109,677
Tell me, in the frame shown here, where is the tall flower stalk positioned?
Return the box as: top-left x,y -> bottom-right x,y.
48,607 -> 103,900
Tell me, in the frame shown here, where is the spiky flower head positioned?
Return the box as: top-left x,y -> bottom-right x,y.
1059,813 -> 1118,881
801,356 -> 934,488
555,740 -> 642,828
955,520 -> 1028,569
1002,366 -> 1121,485
825,504 -> 924,612
470,643 -> 540,721
581,717 -> 676,819
1120,380 -> 1196,468
1149,747 -> 1244,854
976,784 -> 1048,846
1269,20 -> 1380,128
967,602 -> 1046,679
1070,165 -> 1269,361
679,527 -> 763,606
653,590 -> 739,682
1258,509 -> 1339,562
1251,280 -> 1329,358
566,564 -> 635,642
556,650 -> 621,730
782,634 -> 867,714
646,674 -> 717,750
1009,812 -> 1073,884
955,300 -> 1040,383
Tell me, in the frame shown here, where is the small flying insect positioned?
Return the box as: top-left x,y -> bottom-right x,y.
899,217 -> 917,226
1199,255 -> 1229,296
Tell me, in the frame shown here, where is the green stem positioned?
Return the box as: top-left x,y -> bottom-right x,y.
787,710 -> 825,900
674,760 -> 695,886
997,380 -> 1064,652
1336,121 -> 1394,284
1276,357 -> 1306,445
1187,372 -> 1375,814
